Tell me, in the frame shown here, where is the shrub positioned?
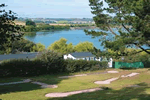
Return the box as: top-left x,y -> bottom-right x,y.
64,60 -> 108,73
0,59 -> 45,77
37,50 -> 66,73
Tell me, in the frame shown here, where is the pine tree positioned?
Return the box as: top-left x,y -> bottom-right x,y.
86,0 -> 150,57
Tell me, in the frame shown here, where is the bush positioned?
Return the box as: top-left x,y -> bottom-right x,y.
64,60 -> 108,73
37,50 -> 66,73
0,59 -> 45,77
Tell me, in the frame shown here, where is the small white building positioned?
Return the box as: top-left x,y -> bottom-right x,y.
64,52 -> 101,61
63,52 -> 113,68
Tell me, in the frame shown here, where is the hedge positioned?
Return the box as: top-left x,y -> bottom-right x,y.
0,51 -> 108,77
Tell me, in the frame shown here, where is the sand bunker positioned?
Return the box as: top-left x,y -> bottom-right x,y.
94,77 -> 119,84
121,73 -> 139,77
59,74 -> 87,79
45,88 -> 102,97
31,82 -> 58,88
107,71 -> 119,73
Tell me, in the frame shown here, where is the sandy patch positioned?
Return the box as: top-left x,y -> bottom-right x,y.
41,85 -> 58,88
59,74 -> 87,79
121,73 -> 139,77
45,88 -> 102,97
94,77 -> 119,84
107,71 -> 119,73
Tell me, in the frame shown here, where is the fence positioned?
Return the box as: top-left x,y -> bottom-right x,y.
113,62 -> 144,69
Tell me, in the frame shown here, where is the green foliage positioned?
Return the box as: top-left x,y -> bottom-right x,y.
0,4 -> 24,53
25,25 -> 37,32
48,38 -> 74,54
12,39 -> 36,53
74,41 -> 95,52
37,50 -> 66,73
114,50 -> 150,68
0,59 -> 45,77
64,59 -> 108,73
0,39 -> 45,54
57,20 -> 69,24
24,24 -> 70,32
26,19 -> 36,27
87,0 -> 150,56
31,43 -> 45,52
0,51 -> 64,77
48,38 -> 96,54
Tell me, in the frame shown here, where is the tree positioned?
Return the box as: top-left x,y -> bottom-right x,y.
12,39 -> 36,52
0,4 -> 24,54
48,38 -> 74,54
26,19 -> 36,27
74,41 -> 94,52
85,0 -> 150,57
31,43 -> 45,52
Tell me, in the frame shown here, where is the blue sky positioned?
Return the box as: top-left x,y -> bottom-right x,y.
0,0 -> 99,18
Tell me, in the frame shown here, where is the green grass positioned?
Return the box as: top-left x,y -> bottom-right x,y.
0,69 -> 150,100
0,77 -> 25,83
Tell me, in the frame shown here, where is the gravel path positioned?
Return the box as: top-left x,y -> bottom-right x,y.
107,71 -> 119,73
58,74 -> 87,79
45,88 -> 103,97
94,77 -> 119,84
121,73 -> 139,77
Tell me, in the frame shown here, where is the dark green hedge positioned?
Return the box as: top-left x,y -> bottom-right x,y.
0,51 -> 108,77
64,59 -> 108,73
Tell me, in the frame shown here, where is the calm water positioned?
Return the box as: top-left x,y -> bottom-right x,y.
24,29 -> 116,50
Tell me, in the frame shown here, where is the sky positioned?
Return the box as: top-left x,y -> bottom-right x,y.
0,0 -> 100,18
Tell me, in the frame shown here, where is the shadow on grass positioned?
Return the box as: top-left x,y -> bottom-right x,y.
47,83 -> 150,100
0,73 -> 71,95
0,83 -> 41,95
119,68 -> 138,70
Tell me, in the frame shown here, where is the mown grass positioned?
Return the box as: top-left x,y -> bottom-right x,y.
0,68 -> 150,100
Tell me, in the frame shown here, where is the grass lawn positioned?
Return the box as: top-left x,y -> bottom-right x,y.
0,68 -> 150,100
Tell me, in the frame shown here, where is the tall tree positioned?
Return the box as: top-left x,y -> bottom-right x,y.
86,0 -> 150,57
26,19 -> 36,27
74,41 -> 95,52
31,43 -> 45,52
0,4 -> 24,54
48,38 -> 74,54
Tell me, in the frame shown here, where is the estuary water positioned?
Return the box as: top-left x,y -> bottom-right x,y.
24,29 -> 116,50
